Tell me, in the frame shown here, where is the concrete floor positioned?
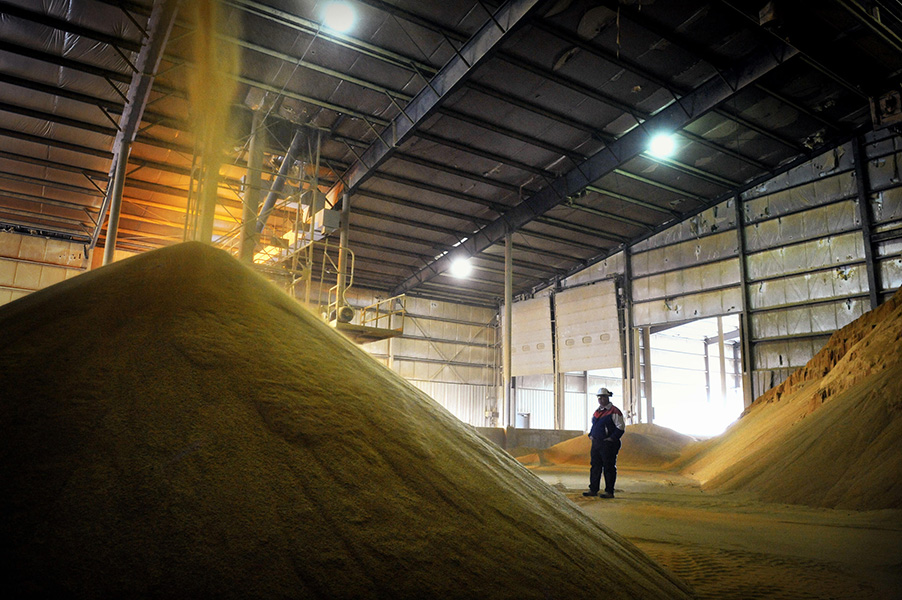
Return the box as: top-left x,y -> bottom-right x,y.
527,466 -> 902,600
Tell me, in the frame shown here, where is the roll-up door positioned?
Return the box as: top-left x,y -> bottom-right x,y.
510,296 -> 553,376
555,281 -> 621,372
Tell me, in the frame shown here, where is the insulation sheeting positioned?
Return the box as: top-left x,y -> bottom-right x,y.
0,232 -> 86,306
510,296 -> 553,377
555,280 -> 621,373
743,170 -> 856,224
741,143 -> 854,204
750,298 -> 868,340
633,285 -> 743,325
631,230 -> 737,278
745,231 -> 864,282
743,199 -> 859,253
866,146 -> 902,191
633,257 -> 740,303
562,251 -> 624,286
633,199 -> 735,252
879,256 -> 902,291
872,185 -> 902,225
753,337 -> 831,370
748,262 -> 869,310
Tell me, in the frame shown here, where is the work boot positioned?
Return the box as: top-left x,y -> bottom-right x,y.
582,491 -> 598,497
599,492 -> 615,499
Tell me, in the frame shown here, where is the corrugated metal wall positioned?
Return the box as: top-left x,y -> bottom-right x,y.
362,295 -> 498,428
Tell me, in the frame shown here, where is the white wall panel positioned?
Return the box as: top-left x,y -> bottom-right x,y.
555,280 -> 621,372
515,387 -> 554,430
564,391 -> 591,432
409,380 -> 492,427
510,296 -> 553,376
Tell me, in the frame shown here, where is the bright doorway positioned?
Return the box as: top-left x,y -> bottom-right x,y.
644,315 -> 745,437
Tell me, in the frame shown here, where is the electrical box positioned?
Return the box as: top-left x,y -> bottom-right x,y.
314,209 -> 340,235
870,87 -> 902,130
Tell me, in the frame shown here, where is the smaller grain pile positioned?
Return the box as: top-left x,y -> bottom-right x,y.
517,424 -> 696,470
0,243 -> 693,600
675,290 -> 902,510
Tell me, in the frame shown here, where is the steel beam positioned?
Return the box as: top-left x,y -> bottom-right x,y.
91,0 -> 181,253
391,40 -> 798,296
339,0 -> 545,195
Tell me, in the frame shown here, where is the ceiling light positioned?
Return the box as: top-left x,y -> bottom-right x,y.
449,257 -> 472,279
648,133 -> 677,158
322,1 -> 355,33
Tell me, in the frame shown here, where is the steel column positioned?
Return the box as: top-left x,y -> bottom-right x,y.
852,136 -> 880,309
102,142 -> 131,265
240,109 -> 265,262
256,130 -> 304,234
91,0 -> 182,252
504,231 -> 513,429
734,192 -> 755,407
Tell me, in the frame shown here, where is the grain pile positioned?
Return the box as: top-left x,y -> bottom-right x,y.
517,424 -> 696,470
0,243 -> 693,599
675,289 -> 902,510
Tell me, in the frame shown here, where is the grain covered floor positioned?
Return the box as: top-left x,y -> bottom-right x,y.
528,466 -> 902,600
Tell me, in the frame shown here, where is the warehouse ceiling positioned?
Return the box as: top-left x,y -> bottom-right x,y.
1,0 -> 901,307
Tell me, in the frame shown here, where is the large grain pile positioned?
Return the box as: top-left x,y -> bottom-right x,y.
0,243 -> 693,599
517,424 -> 696,470
675,290 -> 902,511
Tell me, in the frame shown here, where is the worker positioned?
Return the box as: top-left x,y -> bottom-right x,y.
583,387 -> 625,498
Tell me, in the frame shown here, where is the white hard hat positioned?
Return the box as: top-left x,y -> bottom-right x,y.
596,387 -> 613,396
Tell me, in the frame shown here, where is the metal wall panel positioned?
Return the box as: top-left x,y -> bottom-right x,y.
510,296 -> 553,376
564,391 -> 591,432
408,380 -> 493,427
555,280 -> 621,372
515,387 -> 555,430
396,359 -> 492,385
